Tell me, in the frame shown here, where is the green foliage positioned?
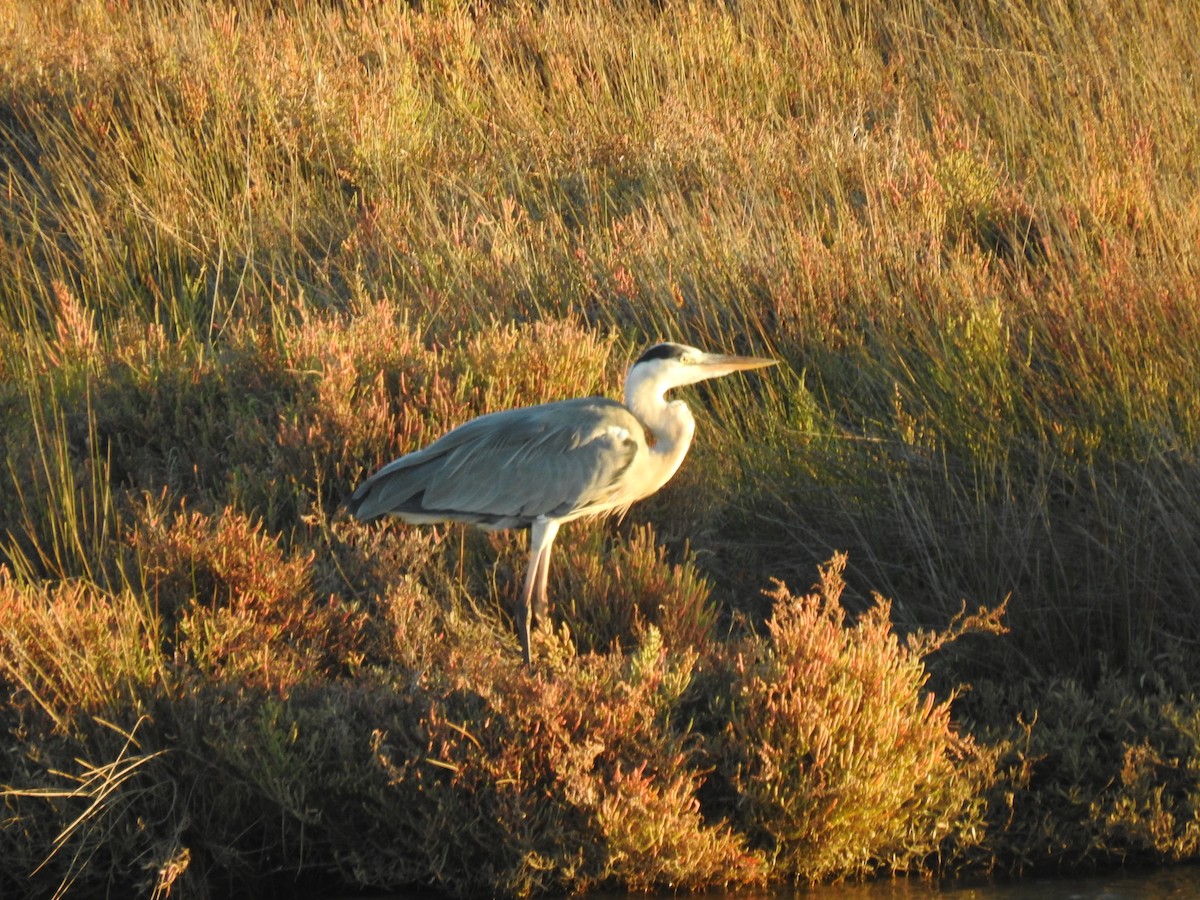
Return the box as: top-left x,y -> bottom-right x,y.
551,523 -> 718,655
2,550 -> 999,898
962,668 -> 1200,874
703,555 -> 996,881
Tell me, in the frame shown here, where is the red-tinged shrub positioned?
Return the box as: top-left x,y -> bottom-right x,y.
129,502 -> 373,689
317,632 -> 765,897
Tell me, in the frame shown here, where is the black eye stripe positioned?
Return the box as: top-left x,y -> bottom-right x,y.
635,343 -> 688,364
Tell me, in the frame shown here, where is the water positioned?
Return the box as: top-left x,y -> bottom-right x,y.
804,867 -> 1200,899
740,866 -> 1200,900
341,865 -> 1200,900
582,866 -> 1200,900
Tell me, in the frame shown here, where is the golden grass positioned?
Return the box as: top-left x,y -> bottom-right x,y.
2,0 -> 1200,895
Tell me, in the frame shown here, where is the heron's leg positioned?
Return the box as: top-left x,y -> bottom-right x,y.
531,519 -> 559,626
515,519 -> 558,664
516,552 -> 538,665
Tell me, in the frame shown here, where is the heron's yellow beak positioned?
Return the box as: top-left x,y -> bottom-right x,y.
693,352 -> 778,379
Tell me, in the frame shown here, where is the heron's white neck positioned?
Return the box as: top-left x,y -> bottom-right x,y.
623,362 -> 697,484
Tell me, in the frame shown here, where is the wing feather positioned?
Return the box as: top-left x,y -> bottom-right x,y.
346,397 -> 647,527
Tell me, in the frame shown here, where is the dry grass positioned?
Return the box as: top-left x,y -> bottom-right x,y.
3,0 -> 1200,895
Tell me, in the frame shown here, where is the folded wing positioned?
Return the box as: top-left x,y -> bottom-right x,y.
344,397 -> 647,529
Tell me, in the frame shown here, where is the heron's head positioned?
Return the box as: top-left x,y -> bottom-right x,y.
628,342 -> 777,395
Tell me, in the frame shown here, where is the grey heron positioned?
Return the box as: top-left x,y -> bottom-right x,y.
344,341 -> 776,663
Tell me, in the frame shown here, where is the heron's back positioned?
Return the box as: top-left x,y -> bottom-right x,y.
344,396 -> 649,529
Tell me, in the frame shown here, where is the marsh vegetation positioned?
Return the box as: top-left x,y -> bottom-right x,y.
2,0 -> 1200,896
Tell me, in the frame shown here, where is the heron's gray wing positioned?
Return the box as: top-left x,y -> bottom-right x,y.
347,397 -> 646,526
423,398 -> 644,520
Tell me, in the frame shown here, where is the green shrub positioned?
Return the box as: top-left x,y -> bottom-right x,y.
702,555 -> 998,881
964,668 -> 1200,873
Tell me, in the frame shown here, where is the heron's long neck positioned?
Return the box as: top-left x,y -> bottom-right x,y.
624,371 -> 696,485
